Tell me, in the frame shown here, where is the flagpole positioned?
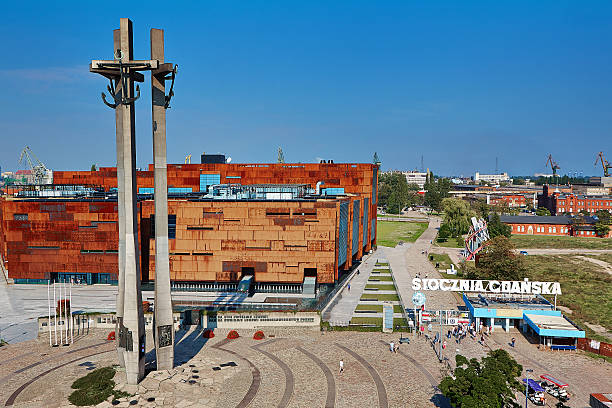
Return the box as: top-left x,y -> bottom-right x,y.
53,281 -> 57,346
64,279 -> 68,344
47,280 -> 52,347
59,280 -> 63,345
70,279 -> 73,344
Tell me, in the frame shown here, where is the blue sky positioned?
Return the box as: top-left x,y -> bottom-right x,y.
1,1 -> 611,176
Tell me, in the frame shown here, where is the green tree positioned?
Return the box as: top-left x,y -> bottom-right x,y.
472,200 -> 490,220
424,173 -> 451,212
91,164 -> 97,171
439,349 -> 523,408
488,213 -> 512,239
594,210 -> 611,237
437,223 -> 451,242
595,210 -> 611,224
579,209 -> 590,217
595,222 -> 610,237
378,172 -> 413,213
442,198 -> 474,237
474,236 -> 526,281
512,178 -> 526,185
535,207 -> 551,216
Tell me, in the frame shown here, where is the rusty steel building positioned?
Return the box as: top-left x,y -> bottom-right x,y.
0,162 -> 378,286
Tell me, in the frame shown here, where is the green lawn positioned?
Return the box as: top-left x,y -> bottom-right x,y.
360,293 -> 400,301
524,255 -> 612,342
349,317 -> 410,328
372,269 -> 391,273
428,253 -> 454,271
435,239 -> 463,248
376,221 -> 428,247
354,304 -> 405,313
368,275 -> 394,282
365,283 -> 397,290
511,235 -> 612,249
350,317 -> 382,326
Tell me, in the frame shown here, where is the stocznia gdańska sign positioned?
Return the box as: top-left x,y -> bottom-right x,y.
412,278 -> 561,295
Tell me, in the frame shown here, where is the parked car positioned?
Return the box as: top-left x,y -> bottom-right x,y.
519,251 -> 528,255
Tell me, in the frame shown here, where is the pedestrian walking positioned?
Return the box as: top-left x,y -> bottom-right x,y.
347,283 -> 351,292
442,340 -> 447,350
339,359 -> 344,374
511,337 -> 516,348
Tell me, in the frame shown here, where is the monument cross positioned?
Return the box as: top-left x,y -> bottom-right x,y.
150,28 -> 176,371
90,18 -> 156,385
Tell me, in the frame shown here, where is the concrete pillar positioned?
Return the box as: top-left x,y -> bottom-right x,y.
475,317 -> 480,331
505,318 -> 510,332
150,28 -> 174,371
113,27 -> 126,369
119,18 -> 145,385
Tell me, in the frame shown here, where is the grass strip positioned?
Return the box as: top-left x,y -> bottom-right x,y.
360,293 -> 400,301
368,276 -> 394,282
365,283 -> 397,290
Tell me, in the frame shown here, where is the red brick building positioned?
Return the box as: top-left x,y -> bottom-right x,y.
500,215 -> 611,238
538,185 -> 612,215
490,194 -> 527,208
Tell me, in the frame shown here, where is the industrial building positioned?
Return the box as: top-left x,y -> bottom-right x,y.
499,215 -> 611,238
0,161 -> 378,287
474,172 -> 510,184
539,185 -> 612,216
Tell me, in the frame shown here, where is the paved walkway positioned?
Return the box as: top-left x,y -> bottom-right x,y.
385,217 -> 459,318
325,257 -> 376,326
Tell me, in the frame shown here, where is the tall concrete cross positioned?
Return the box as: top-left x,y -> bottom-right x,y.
150,28 -> 176,371
90,18 -> 159,384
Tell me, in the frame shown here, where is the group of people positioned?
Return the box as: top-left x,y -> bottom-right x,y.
388,341 -> 400,353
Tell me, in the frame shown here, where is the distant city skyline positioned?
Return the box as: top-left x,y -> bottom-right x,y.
1,2 -> 611,176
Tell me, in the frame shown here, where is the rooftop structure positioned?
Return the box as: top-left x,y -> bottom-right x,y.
402,170 -> 428,189
474,172 -> 510,184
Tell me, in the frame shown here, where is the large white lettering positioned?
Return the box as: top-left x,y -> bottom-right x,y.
409,278 -> 561,295
489,281 -> 500,293
440,279 -> 452,291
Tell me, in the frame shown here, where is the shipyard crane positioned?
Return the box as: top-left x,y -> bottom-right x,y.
18,146 -> 50,184
594,152 -> 611,177
545,154 -> 561,177
185,154 -> 192,164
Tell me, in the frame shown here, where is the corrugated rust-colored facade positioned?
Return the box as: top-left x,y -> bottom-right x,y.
0,200 -> 122,283
1,162 -> 378,284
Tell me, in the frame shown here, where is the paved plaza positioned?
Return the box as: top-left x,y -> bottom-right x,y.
0,325 -> 611,407
1,218 -> 611,407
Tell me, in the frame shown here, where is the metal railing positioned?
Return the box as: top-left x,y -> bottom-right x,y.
254,283 -> 302,294
171,282 -> 238,292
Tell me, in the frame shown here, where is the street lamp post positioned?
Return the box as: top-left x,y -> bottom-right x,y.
525,368 -> 533,408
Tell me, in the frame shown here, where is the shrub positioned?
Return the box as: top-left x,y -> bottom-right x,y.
69,366 -> 117,406
202,329 -> 215,339
253,331 -> 265,340
227,330 -> 239,339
